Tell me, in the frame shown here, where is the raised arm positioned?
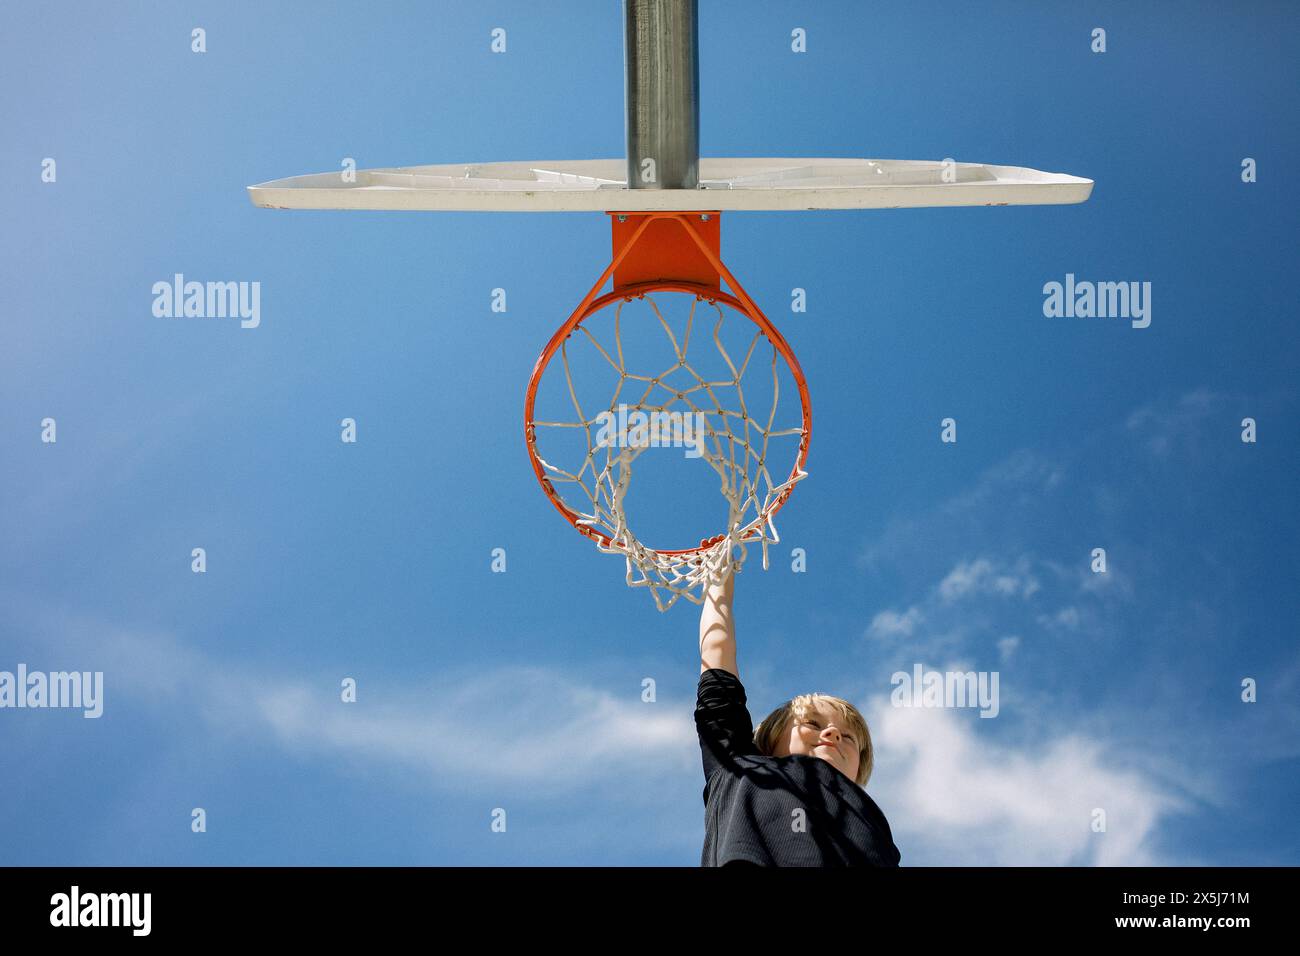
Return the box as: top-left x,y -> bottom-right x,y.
698,566 -> 737,676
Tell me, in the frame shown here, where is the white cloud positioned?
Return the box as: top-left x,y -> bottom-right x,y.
868,607 -> 922,639
1041,606 -> 1080,629
865,696 -> 1194,865
939,559 -> 994,601
1042,556 -> 1134,601
5,598 -> 697,802
240,665 -> 694,796
1080,565 -> 1130,597
1124,387 -> 1220,458
938,557 -> 1039,604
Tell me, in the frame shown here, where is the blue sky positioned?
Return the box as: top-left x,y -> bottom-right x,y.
2,1 -> 1297,866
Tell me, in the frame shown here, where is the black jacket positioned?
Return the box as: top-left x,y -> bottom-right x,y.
695,668 -> 901,866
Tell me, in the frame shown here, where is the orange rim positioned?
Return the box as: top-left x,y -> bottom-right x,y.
523,213 -> 811,558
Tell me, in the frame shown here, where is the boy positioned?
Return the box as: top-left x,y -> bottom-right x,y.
695,567 -> 901,866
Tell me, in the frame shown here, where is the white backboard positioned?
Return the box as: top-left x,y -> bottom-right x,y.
247,157 -> 1094,212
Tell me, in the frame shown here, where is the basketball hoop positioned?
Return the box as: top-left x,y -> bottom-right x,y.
524,213 -> 810,610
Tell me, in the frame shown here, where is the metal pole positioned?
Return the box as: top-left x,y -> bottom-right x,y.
624,0 -> 699,190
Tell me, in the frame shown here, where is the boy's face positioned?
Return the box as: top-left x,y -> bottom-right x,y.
771,701 -> 861,783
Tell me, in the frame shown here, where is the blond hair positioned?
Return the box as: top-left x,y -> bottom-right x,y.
754,693 -> 874,787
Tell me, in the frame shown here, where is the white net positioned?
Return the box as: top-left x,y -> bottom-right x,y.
529,290 -> 809,611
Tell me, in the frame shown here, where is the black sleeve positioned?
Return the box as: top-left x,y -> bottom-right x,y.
694,668 -> 759,786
